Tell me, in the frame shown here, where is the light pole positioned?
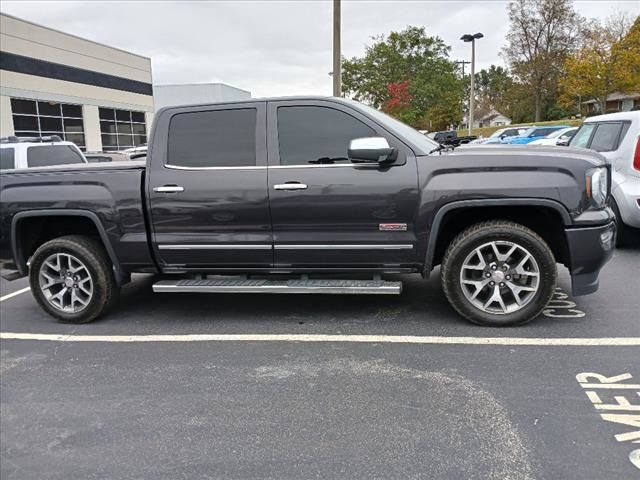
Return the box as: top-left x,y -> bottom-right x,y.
332,0 -> 341,97
461,32 -> 483,136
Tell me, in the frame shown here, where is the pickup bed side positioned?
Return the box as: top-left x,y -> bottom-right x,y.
0,162 -> 155,282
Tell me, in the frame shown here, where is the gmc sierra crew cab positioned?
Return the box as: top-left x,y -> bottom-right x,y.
0,97 -> 616,326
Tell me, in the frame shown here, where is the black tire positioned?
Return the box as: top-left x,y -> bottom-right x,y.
29,235 -> 117,323
611,199 -> 638,248
441,220 -> 556,327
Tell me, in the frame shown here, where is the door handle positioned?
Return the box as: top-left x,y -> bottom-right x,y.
153,185 -> 184,193
274,183 -> 308,191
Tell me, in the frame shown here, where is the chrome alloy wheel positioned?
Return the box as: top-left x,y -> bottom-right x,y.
38,253 -> 93,313
459,240 -> 540,315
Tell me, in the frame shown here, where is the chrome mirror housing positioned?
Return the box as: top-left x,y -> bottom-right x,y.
348,137 -> 396,164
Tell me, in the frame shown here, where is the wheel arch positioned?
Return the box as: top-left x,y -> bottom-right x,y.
11,209 -> 125,283
424,199 -> 571,275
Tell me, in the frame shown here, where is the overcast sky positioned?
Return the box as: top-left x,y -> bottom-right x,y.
2,0 -> 639,97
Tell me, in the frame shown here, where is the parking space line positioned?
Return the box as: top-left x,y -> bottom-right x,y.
1,332 -> 639,346
0,287 -> 30,302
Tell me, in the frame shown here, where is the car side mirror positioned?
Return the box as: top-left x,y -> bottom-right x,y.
348,137 -> 396,164
556,139 -> 570,146
500,134 -> 506,139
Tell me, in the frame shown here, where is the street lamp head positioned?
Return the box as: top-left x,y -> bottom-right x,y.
461,33 -> 484,42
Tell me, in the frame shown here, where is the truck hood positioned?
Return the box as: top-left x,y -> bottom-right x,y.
447,144 -> 606,167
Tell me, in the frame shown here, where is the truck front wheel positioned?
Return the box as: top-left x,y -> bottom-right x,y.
29,235 -> 117,323
441,220 -> 556,326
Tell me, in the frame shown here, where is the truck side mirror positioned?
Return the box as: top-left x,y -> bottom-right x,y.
348,137 -> 396,164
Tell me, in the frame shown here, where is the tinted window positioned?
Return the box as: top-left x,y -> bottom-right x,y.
13,115 -> 39,131
11,98 -> 37,115
590,122 -> 623,152
168,108 -> 256,167
38,101 -> 61,116
27,145 -> 85,167
62,104 -> 82,118
0,148 -> 15,170
570,124 -> 596,149
277,106 -> 375,165
99,108 -> 115,121
532,128 -> 557,137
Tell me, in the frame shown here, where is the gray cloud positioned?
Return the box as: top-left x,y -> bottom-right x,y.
2,0 -> 638,97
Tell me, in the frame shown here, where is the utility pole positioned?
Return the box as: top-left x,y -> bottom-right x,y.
469,40 -> 476,136
455,60 -> 470,78
332,0 -> 341,97
461,33 -> 483,136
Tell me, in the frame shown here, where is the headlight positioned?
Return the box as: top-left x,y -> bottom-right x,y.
586,167 -> 608,207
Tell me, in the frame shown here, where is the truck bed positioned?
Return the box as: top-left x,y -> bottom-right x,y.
0,160 -> 154,273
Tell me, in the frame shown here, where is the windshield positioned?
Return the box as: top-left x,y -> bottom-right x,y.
347,100 -> 440,153
570,124 -> 595,148
547,128 -> 570,139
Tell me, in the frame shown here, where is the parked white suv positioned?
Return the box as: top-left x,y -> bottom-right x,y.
570,111 -> 640,246
0,136 -> 87,170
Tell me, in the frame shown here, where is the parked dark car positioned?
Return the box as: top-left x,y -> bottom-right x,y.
0,97 -> 615,326
430,130 -> 477,146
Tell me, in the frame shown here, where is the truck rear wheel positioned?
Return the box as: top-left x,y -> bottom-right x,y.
441,220 -> 556,326
29,235 -> 117,323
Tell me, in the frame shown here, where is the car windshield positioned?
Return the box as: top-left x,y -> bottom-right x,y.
570,124 -> 596,148
546,128 -> 570,139
347,100 -> 440,153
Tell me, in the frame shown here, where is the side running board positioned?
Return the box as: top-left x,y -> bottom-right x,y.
152,278 -> 402,295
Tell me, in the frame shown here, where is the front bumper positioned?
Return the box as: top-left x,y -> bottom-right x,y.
565,221 -> 616,296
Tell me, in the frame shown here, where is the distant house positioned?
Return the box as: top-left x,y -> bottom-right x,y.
463,109 -> 512,129
583,92 -> 640,114
476,109 -> 512,128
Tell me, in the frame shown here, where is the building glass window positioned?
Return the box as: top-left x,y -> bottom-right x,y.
99,108 -> 147,151
10,98 -> 86,150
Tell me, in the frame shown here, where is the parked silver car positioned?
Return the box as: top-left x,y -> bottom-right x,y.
570,111 -> 639,246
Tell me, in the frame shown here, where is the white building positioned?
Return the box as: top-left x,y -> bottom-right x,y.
583,92 -> 640,114
475,109 -> 512,128
154,83 -> 251,111
0,13 -> 154,151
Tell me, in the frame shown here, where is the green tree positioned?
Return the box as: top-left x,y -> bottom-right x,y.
503,0 -> 581,121
341,26 -> 463,129
561,13 -> 640,113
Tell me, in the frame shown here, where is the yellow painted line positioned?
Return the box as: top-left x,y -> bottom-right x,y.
1,332 -> 639,346
0,287 -> 30,302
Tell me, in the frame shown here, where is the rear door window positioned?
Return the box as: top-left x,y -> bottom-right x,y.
167,108 -> 256,168
589,122 -> 624,152
27,145 -> 85,167
0,148 -> 15,170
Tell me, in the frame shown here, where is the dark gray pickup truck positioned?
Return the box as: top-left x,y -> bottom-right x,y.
0,97 -> 616,326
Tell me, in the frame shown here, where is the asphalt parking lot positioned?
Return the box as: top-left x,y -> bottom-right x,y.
1,247 -> 639,479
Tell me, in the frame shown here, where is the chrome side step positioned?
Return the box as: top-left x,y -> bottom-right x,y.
152,278 -> 402,295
